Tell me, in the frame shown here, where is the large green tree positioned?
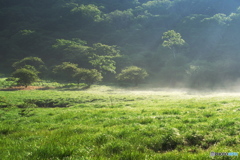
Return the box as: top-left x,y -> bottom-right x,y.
88,43 -> 121,74
162,30 -> 186,58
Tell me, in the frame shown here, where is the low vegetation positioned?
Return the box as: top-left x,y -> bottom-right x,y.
11,68 -> 39,88
0,85 -> 239,159
116,66 -> 148,86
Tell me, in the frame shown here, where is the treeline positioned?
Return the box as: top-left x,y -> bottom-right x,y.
1,0 -> 240,88
6,56 -> 148,88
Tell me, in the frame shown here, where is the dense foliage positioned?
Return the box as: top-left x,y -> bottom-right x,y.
1,0 -> 240,88
12,68 -> 39,87
74,68 -> 102,86
116,66 -> 148,86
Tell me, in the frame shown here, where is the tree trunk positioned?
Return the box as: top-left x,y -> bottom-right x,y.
172,47 -> 176,58
134,81 -> 139,87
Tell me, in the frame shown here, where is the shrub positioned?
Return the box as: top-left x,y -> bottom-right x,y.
52,62 -> 78,82
73,68 -> 102,86
116,66 -> 148,86
12,68 -> 39,87
12,56 -> 47,78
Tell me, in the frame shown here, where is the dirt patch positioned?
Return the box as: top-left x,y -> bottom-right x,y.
0,86 -> 54,91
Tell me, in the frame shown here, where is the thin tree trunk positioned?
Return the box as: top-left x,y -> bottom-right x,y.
171,47 -> 176,58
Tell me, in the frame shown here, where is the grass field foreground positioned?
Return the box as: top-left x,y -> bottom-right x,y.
0,85 -> 239,159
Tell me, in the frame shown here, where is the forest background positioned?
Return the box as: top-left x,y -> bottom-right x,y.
1,0 -> 240,89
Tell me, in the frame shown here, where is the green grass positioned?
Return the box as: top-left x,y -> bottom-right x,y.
0,85 -> 239,159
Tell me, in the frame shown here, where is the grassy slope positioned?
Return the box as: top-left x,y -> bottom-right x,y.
0,85 -> 239,159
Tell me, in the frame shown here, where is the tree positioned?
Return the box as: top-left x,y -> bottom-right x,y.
162,30 -> 186,58
12,68 -> 39,88
21,65 -> 40,74
88,43 -> 121,74
12,57 -> 46,78
71,4 -> 103,23
116,66 -> 148,86
52,38 -> 89,63
12,56 -> 45,70
73,68 -> 102,87
142,0 -> 172,15
105,9 -> 134,29
73,68 -> 88,85
52,62 -> 78,82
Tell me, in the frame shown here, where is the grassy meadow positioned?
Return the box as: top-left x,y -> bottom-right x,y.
0,84 -> 239,160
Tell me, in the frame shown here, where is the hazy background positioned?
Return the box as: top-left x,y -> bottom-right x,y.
1,0 -> 240,89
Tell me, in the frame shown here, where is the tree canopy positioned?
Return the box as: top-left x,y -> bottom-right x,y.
116,66 -> 148,86
12,68 -> 39,88
73,68 -> 102,86
162,30 -> 186,58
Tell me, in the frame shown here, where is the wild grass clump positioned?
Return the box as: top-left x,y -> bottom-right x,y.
220,137 -> 239,146
184,131 -> 204,146
103,140 -> 132,157
94,133 -> 115,146
31,144 -> 74,159
0,125 -> 16,135
162,109 -> 181,115
143,128 -> 183,152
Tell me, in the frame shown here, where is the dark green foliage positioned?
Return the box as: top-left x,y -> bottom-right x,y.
53,62 -> 102,86
53,62 -> 78,82
12,57 -> 47,78
88,43 -> 121,73
74,68 -> 103,86
52,38 -> 89,64
73,68 -> 88,84
12,57 -> 45,70
2,0 -> 240,88
116,66 -> 148,86
12,68 -> 39,87
70,4 -> 103,23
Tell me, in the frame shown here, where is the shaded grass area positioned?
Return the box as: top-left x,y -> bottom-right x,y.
0,87 -> 239,159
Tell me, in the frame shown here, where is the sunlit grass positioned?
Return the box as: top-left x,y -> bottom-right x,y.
0,86 -> 239,159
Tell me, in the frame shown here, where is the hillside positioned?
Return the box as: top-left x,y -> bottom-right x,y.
1,0 -> 240,88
